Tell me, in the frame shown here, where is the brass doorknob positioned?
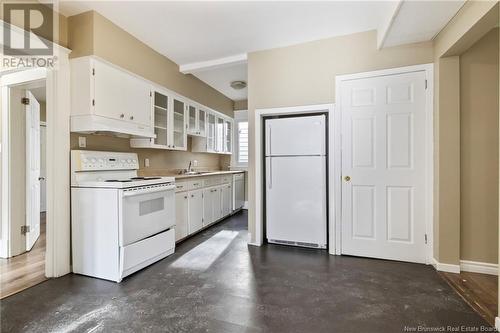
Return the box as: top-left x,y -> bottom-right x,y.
344,176 -> 351,182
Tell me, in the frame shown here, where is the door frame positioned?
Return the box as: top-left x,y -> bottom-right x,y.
252,104 -> 337,254
0,20 -> 71,277
335,63 -> 434,263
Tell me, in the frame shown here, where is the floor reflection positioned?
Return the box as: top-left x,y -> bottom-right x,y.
171,230 -> 239,271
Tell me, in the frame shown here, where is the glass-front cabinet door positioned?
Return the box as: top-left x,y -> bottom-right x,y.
206,113 -> 216,152
187,104 -> 197,135
223,119 -> 232,153
153,91 -> 168,147
171,97 -> 187,150
198,108 -> 206,137
216,117 -> 224,153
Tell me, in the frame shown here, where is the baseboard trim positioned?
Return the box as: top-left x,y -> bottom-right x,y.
460,260 -> 498,275
495,317 -> 500,330
431,258 -> 460,273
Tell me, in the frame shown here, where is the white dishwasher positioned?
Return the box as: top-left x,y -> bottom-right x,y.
233,173 -> 245,211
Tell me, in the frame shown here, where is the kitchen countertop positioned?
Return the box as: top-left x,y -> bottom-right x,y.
138,170 -> 245,180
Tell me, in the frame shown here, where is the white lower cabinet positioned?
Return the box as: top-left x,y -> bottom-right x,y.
203,186 -> 221,226
203,187 -> 215,226
174,173 -> 244,242
175,192 -> 188,241
188,189 -> 203,234
222,184 -> 232,217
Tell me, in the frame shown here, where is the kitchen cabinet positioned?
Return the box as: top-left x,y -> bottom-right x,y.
206,113 -> 216,152
130,91 -> 187,150
221,183 -> 232,217
187,104 -> 207,137
174,173 -> 243,242
223,119 -> 232,153
192,113 -> 233,155
188,189 -> 203,234
172,96 -> 188,150
175,192 -> 189,241
70,56 -> 154,137
216,117 -> 224,153
203,186 -> 221,226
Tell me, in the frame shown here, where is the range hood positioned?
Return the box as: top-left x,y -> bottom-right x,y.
71,115 -> 156,138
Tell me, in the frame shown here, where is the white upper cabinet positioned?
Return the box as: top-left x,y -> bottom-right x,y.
206,113 -> 217,152
70,56 -> 154,138
223,119 -> 233,154
192,112 -> 233,155
216,117 -> 224,153
187,103 -> 207,137
70,56 -> 233,152
131,90 -> 187,150
171,96 -> 188,150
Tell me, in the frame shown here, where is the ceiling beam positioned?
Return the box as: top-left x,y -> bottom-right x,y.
179,53 -> 247,74
377,0 -> 404,50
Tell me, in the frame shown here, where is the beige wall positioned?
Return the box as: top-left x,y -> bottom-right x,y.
247,29 -> 434,242
69,134 -> 222,173
67,11 -> 235,172
433,1 -> 499,265
460,28 -> 499,265
234,100 -> 248,111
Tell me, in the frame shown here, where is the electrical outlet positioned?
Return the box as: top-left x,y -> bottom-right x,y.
193,159 -> 198,167
78,136 -> 86,148
145,158 -> 150,167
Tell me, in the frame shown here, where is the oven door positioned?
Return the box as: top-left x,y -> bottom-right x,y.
119,184 -> 175,246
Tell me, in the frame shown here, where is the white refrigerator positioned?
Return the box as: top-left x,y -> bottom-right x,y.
265,115 -> 327,249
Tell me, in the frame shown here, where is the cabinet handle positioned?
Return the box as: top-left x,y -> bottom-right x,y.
130,116 -> 134,120
120,114 -> 125,118
191,194 -> 194,198
184,196 -> 187,199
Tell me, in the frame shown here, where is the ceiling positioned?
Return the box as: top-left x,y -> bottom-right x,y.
382,1 -> 465,48
29,86 -> 46,103
59,1 -> 465,102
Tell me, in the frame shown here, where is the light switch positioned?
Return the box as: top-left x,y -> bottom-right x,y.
78,136 -> 86,148
145,158 -> 150,167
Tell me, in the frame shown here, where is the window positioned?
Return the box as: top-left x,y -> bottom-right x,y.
237,121 -> 248,164
233,110 -> 248,168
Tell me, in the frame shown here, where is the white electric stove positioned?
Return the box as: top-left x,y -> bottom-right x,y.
71,150 -> 176,282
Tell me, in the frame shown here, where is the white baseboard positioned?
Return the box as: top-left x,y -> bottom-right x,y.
460,260 -> 498,275
431,258 -> 460,273
243,201 -> 248,210
495,317 -> 500,331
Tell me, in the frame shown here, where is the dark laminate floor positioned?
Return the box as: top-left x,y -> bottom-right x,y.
0,211 -> 490,332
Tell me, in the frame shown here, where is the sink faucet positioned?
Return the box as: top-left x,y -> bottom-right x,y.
187,160 -> 192,173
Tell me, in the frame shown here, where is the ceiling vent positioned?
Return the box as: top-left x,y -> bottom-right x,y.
230,80 -> 247,90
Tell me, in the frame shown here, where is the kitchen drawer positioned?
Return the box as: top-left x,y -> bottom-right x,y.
221,175 -> 232,184
188,179 -> 203,190
203,176 -> 221,187
233,173 -> 244,181
175,181 -> 188,192
120,229 -> 175,279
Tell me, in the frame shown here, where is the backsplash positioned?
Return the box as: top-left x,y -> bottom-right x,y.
70,133 -> 227,172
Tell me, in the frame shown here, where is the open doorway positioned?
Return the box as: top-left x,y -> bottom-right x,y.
0,80 -> 48,299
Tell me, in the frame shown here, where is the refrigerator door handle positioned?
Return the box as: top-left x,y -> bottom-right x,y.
268,158 -> 272,190
268,125 -> 272,156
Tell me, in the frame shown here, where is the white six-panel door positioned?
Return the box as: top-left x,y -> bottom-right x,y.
341,71 -> 427,263
26,91 -> 41,251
